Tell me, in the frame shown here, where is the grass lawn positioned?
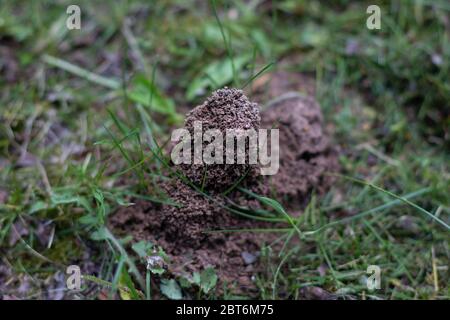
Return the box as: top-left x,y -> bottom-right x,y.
0,0 -> 448,300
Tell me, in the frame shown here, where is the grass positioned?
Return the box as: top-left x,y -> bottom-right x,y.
0,0 -> 449,299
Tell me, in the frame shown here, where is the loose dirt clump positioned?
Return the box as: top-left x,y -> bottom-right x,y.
261,93 -> 339,208
109,87 -> 339,296
179,87 -> 260,190
110,184 -> 271,296
159,180 -> 225,247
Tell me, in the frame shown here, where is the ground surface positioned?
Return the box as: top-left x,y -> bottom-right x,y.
0,1 -> 449,300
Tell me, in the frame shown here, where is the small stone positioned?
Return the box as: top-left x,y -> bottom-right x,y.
241,251 -> 258,265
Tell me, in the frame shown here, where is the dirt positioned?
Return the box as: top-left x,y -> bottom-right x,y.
179,87 -> 261,190
261,93 -> 339,208
110,184 -> 273,296
109,77 -> 339,296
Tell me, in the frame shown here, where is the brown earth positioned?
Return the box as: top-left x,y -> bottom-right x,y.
109,75 -> 339,296
179,87 -> 261,191
261,93 -> 339,208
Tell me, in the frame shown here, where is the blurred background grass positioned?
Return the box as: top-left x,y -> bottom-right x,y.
0,0 -> 449,299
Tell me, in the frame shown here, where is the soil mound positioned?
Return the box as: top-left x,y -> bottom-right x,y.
261,93 -> 339,207
110,182 -> 271,295
179,87 -> 261,190
109,87 -> 339,295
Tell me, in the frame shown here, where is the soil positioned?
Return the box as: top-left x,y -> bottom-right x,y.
109,75 -> 339,296
261,93 -> 339,208
110,182 -> 274,296
179,87 -> 261,190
